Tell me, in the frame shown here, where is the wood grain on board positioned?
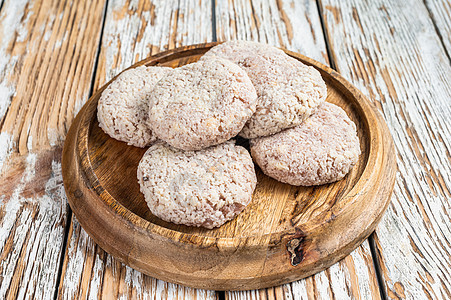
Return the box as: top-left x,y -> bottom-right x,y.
57,0 -> 216,299
59,218 -> 213,299
424,0 -> 451,57
226,241 -> 378,299
215,0 -> 382,298
0,0 -> 106,299
215,0 -> 328,64
319,0 -> 451,298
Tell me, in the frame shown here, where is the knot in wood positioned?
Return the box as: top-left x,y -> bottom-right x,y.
287,237 -> 304,266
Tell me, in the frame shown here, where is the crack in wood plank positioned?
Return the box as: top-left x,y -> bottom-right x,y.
0,149 -> 69,300
423,0 -> 451,62
319,0 -> 451,298
0,0 -> 108,299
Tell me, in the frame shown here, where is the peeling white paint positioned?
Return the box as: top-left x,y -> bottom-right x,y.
0,0 -> 29,46
0,0 -> 30,165
0,0 -> 30,83
60,220 -> 92,300
0,82 -> 16,120
26,135 -> 32,152
15,6 -> 34,43
352,242 -> 374,299
0,132 -> 14,173
73,91 -> 88,117
47,128 -> 59,147
54,37 -> 63,49
87,253 -> 104,300
327,260 -> 352,299
43,28 -> 52,41
322,0 -> 451,297
101,0 -> 212,86
424,0 -> 451,55
43,14 -> 56,41
0,155 -> 67,299
284,280 -> 308,300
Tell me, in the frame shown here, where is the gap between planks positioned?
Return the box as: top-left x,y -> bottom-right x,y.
315,1 -> 388,299
422,0 -> 451,62
211,0 -> 217,43
53,209 -> 72,300
318,0 -> 451,298
369,235 -> 388,300
52,0 -> 110,299
0,0 -> 5,18
315,0 -> 337,70
314,0 -> 451,298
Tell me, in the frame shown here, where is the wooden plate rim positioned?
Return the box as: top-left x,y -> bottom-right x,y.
62,43 -> 397,289
70,42 -> 393,246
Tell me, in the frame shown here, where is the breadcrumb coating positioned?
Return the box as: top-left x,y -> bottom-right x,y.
148,57 -> 257,150
97,66 -> 171,147
251,103 -> 360,186
137,141 -> 257,228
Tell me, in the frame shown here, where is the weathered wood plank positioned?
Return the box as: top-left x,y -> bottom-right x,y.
94,0 -> 214,91
227,242 -> 380,299
216,1 -> 381,299
57,0 -> 216,299
0,0 -> 107,161
319,0 -> 451,298
0,0 -> 107,298
215,0 -> 328,64
59,217 -> 216,299
424,0 -> 451,57
0,149 -> 67,300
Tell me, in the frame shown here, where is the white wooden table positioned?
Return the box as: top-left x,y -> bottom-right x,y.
0,0 -> 449,299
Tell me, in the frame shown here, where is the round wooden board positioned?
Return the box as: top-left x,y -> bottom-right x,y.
62,43 -> 397,291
